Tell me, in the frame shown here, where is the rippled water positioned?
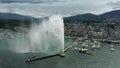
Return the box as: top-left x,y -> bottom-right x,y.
0,38 -> 120,68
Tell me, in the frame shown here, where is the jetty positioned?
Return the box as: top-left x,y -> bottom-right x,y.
25,38 -> 81,64
63,38 -> 81,52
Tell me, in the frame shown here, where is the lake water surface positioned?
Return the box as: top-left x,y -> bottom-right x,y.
0,38 -> 120,68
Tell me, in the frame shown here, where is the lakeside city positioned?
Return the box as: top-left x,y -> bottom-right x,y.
0,0 -> 120,68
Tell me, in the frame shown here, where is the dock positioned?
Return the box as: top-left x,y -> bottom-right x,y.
63,38 -> 81,53
92,39 -> 120,44
25,38 -> 81,64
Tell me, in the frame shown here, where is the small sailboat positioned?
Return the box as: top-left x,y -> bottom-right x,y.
92,40 -> 101,49
81,43 -> 86,47
96,44 -> 101,49
96,41 -> 101,48
92,44 -> 96,48
109,45 -> 115,51
110,48 -> 115,51
81,42 -> 88,48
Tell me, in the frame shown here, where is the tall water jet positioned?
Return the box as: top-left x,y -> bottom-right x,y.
9,15 -> 64,55
29,15 -> 64,54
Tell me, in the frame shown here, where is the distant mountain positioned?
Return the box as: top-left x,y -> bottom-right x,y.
0,10 -> 120,21
64,13 -> 98,21
64,10 -> 120,21
99,10 -> 120,21
0,13 -> 35,20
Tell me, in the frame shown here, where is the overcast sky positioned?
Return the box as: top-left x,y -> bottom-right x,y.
0,0 -> 120,18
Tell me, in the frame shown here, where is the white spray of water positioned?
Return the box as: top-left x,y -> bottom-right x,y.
9,15 -> 64,54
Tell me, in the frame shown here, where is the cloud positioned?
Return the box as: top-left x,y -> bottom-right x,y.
107,1 -> 120,9
0,0 -> 60,3
0,0 -> 119,18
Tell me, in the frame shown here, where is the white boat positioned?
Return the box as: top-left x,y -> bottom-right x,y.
110,48 -> 115,51
96,44 -> 101,48
92,44 -> 96,48
81,43 -> 88,47
92,40 -> 101,49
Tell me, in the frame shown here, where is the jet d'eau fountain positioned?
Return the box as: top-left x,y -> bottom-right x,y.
9,15 -> 64,55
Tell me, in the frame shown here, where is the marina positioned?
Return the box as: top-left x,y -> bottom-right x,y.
25,37 -> 120,64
